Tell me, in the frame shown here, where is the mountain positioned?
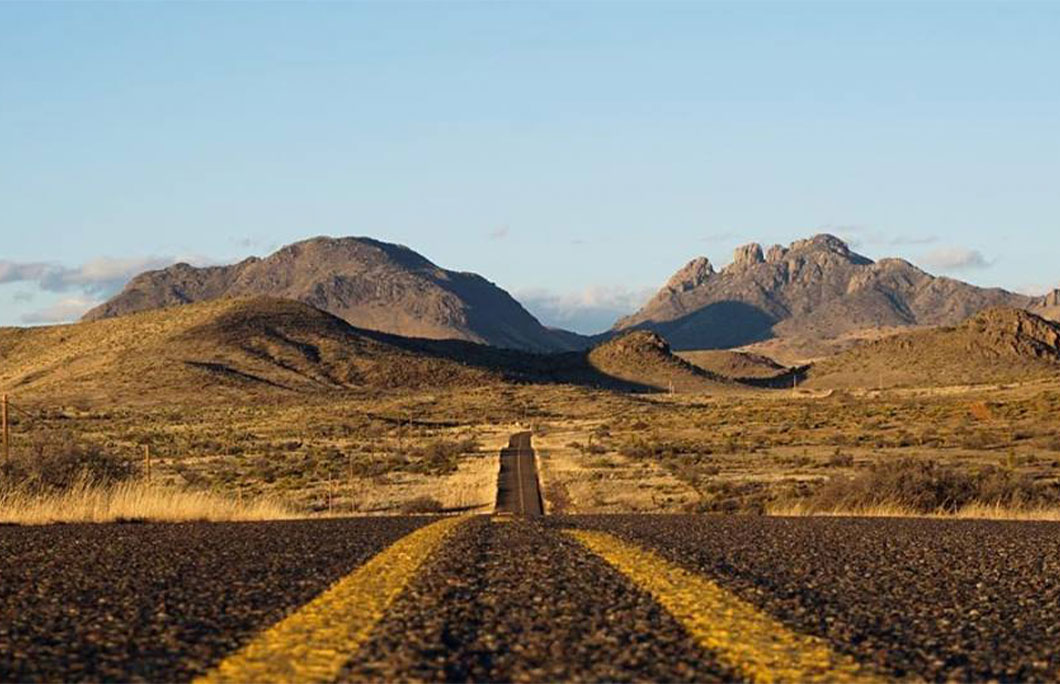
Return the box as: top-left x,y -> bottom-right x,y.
586,330 -> 732,392
614,234 -> 1041,351
806,308 -> 1060,389
82,236 -> 587,353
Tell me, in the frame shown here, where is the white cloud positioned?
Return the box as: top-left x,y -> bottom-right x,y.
919,246 -> 991,271
20,296 -> 103,324
1,254 -> 218,325
519,285 -> 655,335
0,254 -> 214,297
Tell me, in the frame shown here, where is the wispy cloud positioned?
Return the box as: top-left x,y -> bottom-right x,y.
20,296 -> 103,324
919,246 -> 992,271
3,254 -> 216,325
0,255 -> 211,296
518,285 -> 655,335
830,225 -> 938,248
701,230 -> 741,243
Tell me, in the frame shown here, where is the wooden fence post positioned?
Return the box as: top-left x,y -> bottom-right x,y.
144,444 -> 151,482
2,394 -> 9,463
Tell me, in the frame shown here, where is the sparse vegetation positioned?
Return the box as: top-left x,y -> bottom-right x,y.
4,295 -> 1060,522
0,435 -> 139,494
786,458 -> 1060,514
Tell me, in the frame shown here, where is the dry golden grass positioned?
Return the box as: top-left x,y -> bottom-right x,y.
768,501 -> 1060,521
343,452 -> 499,514
534,421 -> 697,513
335,425 -> 513,514
0,481 -> 296,525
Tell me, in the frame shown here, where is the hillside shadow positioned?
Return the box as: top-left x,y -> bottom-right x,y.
630,300 -> 778,351
354,328 -> 659,393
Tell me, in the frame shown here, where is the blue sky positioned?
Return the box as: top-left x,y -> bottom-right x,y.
2,1 -> 1058,332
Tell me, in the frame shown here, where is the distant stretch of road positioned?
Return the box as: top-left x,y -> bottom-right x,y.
493,431 -> 543,516
3,446 -> 1060,681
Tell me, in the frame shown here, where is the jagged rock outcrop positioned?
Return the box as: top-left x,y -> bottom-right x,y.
615,234 -> 1034,350
728,243 -> 765,271
83,236 -> 587,352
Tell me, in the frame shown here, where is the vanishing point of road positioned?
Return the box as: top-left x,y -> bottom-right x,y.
3,433 -> 1060,682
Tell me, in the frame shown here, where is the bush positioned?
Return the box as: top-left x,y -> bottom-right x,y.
401,496 -> 444,514
409,438 -> 478,475
806,459 -> 1058,513
0,435 -> 139,494
826,449 -> 855,468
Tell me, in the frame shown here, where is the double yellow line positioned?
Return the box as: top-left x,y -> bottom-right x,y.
198,516 -> 882,683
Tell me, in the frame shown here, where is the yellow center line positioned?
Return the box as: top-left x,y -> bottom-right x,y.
567,529 -> 884,684
197,516 -> 469,684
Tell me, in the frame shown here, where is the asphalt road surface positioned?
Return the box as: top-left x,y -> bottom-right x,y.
0,517 -> 428,682
4,514 -> 1060,681
493,431 -> 543,516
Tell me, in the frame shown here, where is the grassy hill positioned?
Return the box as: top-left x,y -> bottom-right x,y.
676,349 -> 790,381
587,331 -> 733,393
0,297 -> 704,406
0,297 -> 501,404
806,308 -> 1060,389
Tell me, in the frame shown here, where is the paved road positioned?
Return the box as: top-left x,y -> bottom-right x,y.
4,514 -> 1060,682
494,431 -> 543,516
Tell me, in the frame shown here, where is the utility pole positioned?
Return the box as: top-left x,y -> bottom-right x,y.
2,394 -> 8,463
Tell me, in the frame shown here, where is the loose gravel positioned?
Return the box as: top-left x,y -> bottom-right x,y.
555,515 -> 1060,682
0,517 -> 428,682
344,517 -> 730,682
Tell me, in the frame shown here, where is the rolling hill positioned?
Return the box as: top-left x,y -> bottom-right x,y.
676,349 -> 791,381
2,297 -> 709,404
82,236 -> 587,353
806,308 -> 1060,389
2,297 -> 505,403
586,330 -> 732,393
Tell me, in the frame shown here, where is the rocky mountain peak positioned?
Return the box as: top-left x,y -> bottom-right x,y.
728,243 -> 765,271
765,244 -> 788,263
791,233 -> 852,253
664,257 -> 714,293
